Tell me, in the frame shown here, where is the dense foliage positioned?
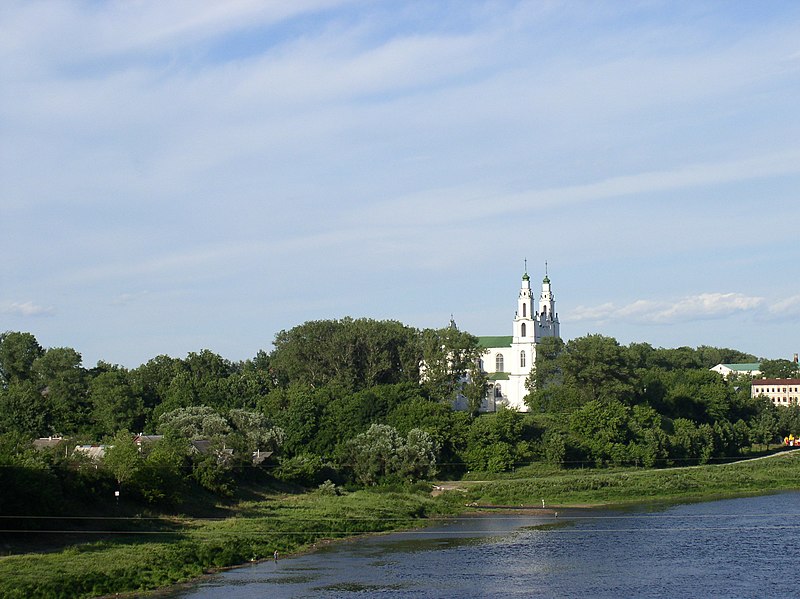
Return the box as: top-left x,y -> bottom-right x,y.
0,323 -> 796,516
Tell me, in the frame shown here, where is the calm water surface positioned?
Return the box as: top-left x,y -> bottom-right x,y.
172,492 -> 800,598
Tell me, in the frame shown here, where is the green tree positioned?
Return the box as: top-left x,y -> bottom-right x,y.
0,331 -> 43,386
270,318 -> 420,392
568,399 -> 631,466
420,326 -> 483,403
560,335 -> 635,406
0,381 -> 50,436
347,423 -> 404,485
103,430 -> 141,493
89,369 -> 145,436
32,347 -> 88,434
227,408 -> 284,453
760,359 -> 800,379
157,406 -> 231,441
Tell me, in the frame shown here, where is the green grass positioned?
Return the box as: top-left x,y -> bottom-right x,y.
461,451 -> 800,507
0,489 -> 446,599
3,452 -> 800,598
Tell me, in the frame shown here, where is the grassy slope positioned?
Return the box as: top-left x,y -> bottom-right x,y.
2,452 -> 800,598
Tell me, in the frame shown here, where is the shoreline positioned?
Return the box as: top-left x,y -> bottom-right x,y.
107,489 -> 779,599
11,452 -> 800,599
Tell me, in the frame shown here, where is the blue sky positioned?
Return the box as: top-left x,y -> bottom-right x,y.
2,1 -> 799,368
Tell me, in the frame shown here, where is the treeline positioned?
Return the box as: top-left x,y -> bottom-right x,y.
1,323 -> 799,515
527,335 -> 800,467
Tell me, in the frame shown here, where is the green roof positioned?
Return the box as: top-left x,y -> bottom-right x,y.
721,363 -> 761,371
488,372 -> 510,380
477,335 -> 513,348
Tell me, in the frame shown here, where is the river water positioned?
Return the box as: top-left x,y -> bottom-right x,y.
172,492 -> 800,598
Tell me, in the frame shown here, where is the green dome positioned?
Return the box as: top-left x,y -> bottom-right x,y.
522,272 -> 530,281
543,275 -> 550,284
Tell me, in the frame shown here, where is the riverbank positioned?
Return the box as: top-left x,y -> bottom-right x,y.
3,451 -> 800,598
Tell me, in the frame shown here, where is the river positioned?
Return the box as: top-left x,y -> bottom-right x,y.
170,492 -> 800,598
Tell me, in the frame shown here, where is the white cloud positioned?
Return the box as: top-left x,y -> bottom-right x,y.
2,301 -> 55,317
767,294 -> 800,320
572,293 -> 765,325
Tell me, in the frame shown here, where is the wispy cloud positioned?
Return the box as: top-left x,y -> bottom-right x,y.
2,301 -> 55,317
572,293 -> 765,325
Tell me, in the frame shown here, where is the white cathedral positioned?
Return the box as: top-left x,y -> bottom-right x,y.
456,268 -> 560,412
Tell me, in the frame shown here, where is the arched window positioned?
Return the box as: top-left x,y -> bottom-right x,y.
520,350 -> 526,368
494,384 -> 502,398
521,323 -> 526,337
495,353 -> 504,372
522,303 -> 526,317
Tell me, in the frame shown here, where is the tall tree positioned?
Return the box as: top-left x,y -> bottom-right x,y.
420,326 -> 483,403
0,331 -> 43,386
89,368 -> 145,436
32,347 -> 87,434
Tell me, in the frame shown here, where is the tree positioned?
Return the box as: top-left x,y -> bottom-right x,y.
568,400 -> 631,466
0,331 -> 43,386
398,428 -> 438,481
157,406 -> 231,441
272,385 -> 321,455
0,381 -> 50,436
227,408 -> 284,453
760,359 -> 800,379
89,369 -> 145,436
347,424 -> 404,485
559,335 -> 635,406
103,430 -> 141,493
32,347 -> 88,434
270,318 -> 420,392
420,326 -> 483,403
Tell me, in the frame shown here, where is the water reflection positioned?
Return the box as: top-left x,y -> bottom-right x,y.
172,493 -> 800,599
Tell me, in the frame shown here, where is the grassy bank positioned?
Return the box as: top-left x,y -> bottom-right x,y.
3,452 -> 800,598
0,489 -> 449,599
459,450 -> 800,507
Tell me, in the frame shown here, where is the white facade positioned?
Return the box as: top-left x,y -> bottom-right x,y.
475,271 -> 560,412
710,363 -> 761,378
751,378 -> 800,407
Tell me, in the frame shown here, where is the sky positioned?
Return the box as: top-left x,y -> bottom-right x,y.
2,0 -> 800,368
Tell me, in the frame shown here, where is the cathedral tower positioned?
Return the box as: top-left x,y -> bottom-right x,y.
535,266 -> 559,341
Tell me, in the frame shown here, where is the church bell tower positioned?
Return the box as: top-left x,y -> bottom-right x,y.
535,263 -> 559,341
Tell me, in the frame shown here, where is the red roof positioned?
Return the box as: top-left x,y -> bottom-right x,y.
752,378 -> 800,386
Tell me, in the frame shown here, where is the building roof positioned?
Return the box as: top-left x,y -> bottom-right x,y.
477,335 -> 513,349
720,363 -> 761,371
752,378 -> 800,386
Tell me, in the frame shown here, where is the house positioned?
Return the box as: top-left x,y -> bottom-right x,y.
710,363 -> 761,379
32,436 -> 66,451
190,439 -> 234,465
455,267 -> 560,412
252,450 -> 273,465
751,378 -> 800,407
73,444 -> 110,461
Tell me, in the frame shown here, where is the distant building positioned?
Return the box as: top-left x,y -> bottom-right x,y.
32,436 -> 65,451
751,378 -> 800,407
458,268 -> 560,412
710,363 -> 762,379
74,444 -> 110,461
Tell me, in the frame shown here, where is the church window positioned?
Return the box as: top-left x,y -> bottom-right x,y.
521,323 -> 526,337
522,303 -> 526,317
520,350 -> 526,368
496,353 -> 504,372
494,384 -> 502,398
